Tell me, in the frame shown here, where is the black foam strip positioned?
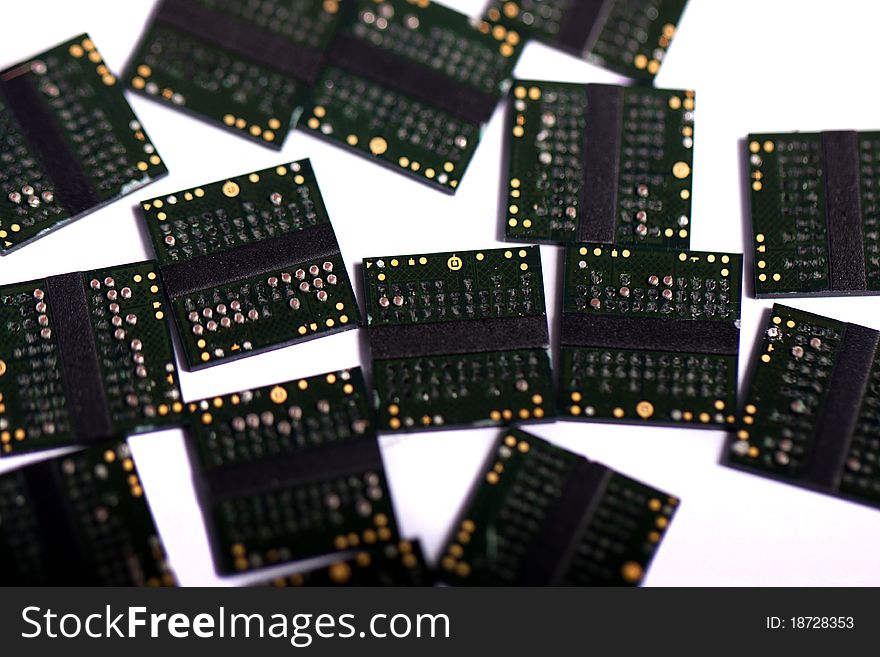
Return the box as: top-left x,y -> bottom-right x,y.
806,322 -> 879,488
22,461 -> 87,584
578,84 -> 623,244
555,0 -> 612,53
160,223 -> 340,300
560,312 -> 740,356
327,34 -> 499,126
155,0 -> 325,85
0,72 -> 100,217
522,458 -> 609,585
368,315 -> 549,360
45,273 -> 113,443
203,437 -> 383,501
822,131 -> 866,292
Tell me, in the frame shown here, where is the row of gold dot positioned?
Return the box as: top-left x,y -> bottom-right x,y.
633,23 -> 676,75
477,17 -> 520,57
579,246 -> 732,274
441,517 -> 475,578
489,393 -> 545,422
334,513 -> 393,553
668,92 -> 696,112
223,113 -> 280,143
69,37 -> 116,86
736,402 -> 760,458
507,178 -> 536,230
568,392 -> 735,424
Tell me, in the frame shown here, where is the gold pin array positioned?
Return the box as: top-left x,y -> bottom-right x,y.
223,113 -> 279,143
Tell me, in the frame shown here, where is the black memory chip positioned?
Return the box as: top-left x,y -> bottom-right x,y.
439,428 -> 678,586
186,368 -> 400,575
0,442 -> 175,586
747,131 -> 880,297
1,34 -> 167,254
725,305 -> 880,509
484,0 -> 689,81
0,261 -> 183,456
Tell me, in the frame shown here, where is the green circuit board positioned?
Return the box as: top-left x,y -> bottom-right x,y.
746,131 -> 880,297
140,159 -> 360,370
187,368 -> 399,575
505,81 -> 695,246
260,540 -> 431,587
440,428 -> 678,586
0,442 -> 175,586
726,305 -> 880,509
558,245 -> 742,428
125,0 -> 341,148
0,261 -> 183,456
0,33 -> 166,254
363,246 -> 553,432
484,0 -> 688,81
301,0 -> 522,193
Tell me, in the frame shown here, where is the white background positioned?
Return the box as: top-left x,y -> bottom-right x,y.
2,0 -> 879,586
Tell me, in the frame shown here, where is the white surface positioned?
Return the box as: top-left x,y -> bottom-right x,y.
2,0 -> 879,586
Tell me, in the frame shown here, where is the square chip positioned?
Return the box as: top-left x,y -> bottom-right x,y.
0,261 -> 183,456
505,81 -> 695,246
725,305 -> 880,509
439,428 -> 678,585
0,33 -> 167,254
747,131 -> 880,297
258,540 -> 431,587
186,368 -> 400,575
125,0 -> 340,148
0,442 -> 175,585
363,246 -> 554,432
301,0 -> 522,193
139,159 -> 360,370
484,0 -> 688,81
558,245 -> 742,428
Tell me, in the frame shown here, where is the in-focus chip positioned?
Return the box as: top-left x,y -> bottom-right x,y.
558,245 -> 742,428
725,305 -> 880,509
0,442 -> 174,585
505,81 -> 695,246
0,34 -> 166,254
186,368 -> 399,575
484,0 -> 689,81
140,159 -> 360,370
125,0 -> 340,148
259,540 -> 432,587
747,131 -> 880,297
440,428 -> 678,585
0,261 -> 183,456
363,246 -> 553,432
302,0 -> 522,193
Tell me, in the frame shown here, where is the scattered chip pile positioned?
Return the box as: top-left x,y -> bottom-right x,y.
0,261 -> 182,455
558,245 -> 742,427
726,305 -> 880,509
440,428 -> 678,585
140,159 -> 360,370
747,131 -> 880,297
125,0 -> 340,147
484,0 -> 689,80
504,82 -> 695,246
302,0 -> 522,192
0,34 -> 166,254
363,246 -> 553,432
186,368 -> 400,575
259,541 -> 432,587
0,442 -> 175,585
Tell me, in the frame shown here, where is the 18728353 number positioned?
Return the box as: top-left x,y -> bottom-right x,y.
766,617 -> 854,630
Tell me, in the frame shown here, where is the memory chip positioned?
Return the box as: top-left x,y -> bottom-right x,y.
260,541 -> 431,587
747,131 -> 880,297
0,34 -> 167,254
301,0 -> 522,193
125,0 -> 340,148
725,305 -> 880,509
440,428 -> 678,585
504,82 -> 694,246
186,368 -> 399,575
0,442 -> 174,585
558,245 -> 742,428
140,159 -> 360,370
362,246 -> 553,432
484,0 -> 688,81
0,261 -> 183,456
